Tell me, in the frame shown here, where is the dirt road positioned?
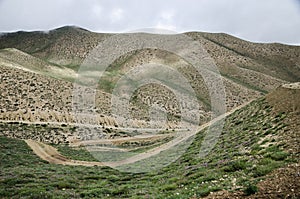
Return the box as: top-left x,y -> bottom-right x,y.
25,140 -> 105,166
70,133 -> 172,147
25,100 -> 253,167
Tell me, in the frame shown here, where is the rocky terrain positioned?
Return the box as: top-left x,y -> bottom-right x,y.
1,26 -> 299,133
0,65 -> 115,120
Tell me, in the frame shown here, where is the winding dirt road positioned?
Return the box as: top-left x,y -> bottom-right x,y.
25,100 -> 254,167
70,133 -> 172,147
25,139 -> 105,166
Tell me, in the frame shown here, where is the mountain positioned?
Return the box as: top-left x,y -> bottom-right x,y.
0,26 -> 299,127
0,26 -> 108,67
1,26 -> 299,83
0,26 -> 299,198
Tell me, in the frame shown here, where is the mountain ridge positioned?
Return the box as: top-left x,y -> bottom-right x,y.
0,26 -> 299,128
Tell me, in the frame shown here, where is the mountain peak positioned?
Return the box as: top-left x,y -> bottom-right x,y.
52,25 -> 90,33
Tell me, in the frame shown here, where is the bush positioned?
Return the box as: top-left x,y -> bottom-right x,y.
197,186 -> 221,197
258,158 -> 273,165
269,151 -> 288,161
252,165 -> 272,177
223,160 -> 247,172
80,188 -> 112,198
160,183 -> 177,191
55,181 -> 76,189
244,184 -> 258,195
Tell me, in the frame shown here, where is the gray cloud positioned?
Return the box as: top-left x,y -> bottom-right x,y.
0,0 -> 299,44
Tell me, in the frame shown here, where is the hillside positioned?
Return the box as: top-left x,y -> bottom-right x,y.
0,26 -> 299,84
187,32 -> 300,82
0,48 -> 76,81
0,26 -> 299,128
0,26 -> 299,198
0,83 -> 299,198
0,26 -> 109,67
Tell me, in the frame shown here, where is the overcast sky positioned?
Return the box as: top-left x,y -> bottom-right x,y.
0,0 -> 299,45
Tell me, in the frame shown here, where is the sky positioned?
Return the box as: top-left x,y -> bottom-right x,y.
0,0 -> 299,45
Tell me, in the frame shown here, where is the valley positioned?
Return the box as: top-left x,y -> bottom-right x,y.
0,26 -> 299,198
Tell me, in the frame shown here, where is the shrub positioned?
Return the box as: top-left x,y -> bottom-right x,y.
252,165 -> 272,177
223,160 -> 247,172
55,181 -> 76,189
268,151 -> 288,161
244,184 -> 258,195
160,183 -> 177,191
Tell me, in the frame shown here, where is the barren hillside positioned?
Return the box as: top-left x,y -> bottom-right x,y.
0,26 -> 299,129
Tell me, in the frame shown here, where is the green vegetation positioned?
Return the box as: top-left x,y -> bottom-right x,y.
56,145 -> 99,161
98,50 -> 138,93
243,184 -> 258,196
0,98 -> 296,198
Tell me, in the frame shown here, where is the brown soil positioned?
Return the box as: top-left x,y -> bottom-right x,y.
204,163 -> 300,199
266,83 -> 300,113
266,83 -> 300,156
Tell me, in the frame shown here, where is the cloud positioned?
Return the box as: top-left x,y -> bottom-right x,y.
92,4 -> 102,18
0,0 -> 299,44
155,22 -> 177,32
110,8 -> 124,23
160,10 -> 175,21
154,10 -> 177,31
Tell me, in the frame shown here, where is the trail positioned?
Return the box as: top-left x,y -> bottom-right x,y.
25,140 -> 105,166
70,133 -> 172,147
0,119 -> 185,132
25,100 -> 253,167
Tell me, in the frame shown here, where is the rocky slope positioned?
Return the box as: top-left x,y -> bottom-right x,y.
0,26 -> 299,128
